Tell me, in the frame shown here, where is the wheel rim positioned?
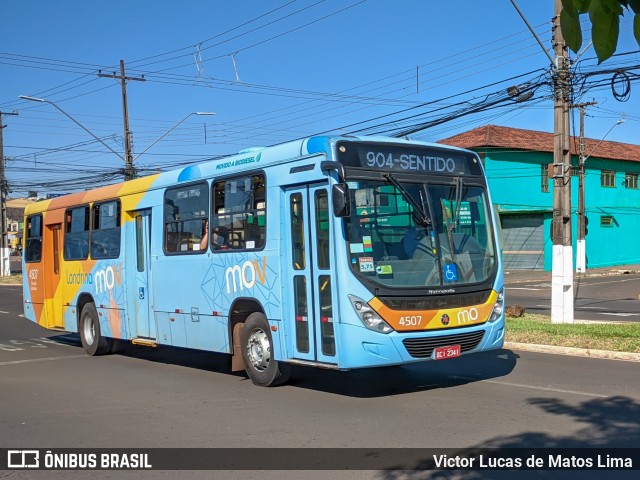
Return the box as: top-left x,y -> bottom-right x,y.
82,315 -> 95,345
247,327 -> 271,372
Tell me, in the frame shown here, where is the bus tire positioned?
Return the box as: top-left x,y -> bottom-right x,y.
79,302 -> 111,356
241,312 -> 290,387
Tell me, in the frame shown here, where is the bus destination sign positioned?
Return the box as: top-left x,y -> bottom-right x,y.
336,142 -> 480,176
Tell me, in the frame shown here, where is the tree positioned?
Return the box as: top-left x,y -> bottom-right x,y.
561,0 -> 640,63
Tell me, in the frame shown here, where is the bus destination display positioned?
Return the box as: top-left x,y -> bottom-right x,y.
336,142 -> 480,176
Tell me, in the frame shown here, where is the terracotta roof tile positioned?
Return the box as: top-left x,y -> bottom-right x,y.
438,125 -> 640,163
6,198 -> 37,208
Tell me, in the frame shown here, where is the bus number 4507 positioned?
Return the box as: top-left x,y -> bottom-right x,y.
399,315 -> 422,327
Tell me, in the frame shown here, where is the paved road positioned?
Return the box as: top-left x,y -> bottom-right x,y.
506,273 -> 640,322
1,285 -> 639,479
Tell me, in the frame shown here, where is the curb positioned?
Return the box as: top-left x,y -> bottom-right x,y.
505,269 -> 640,285
505,341 -> 640,363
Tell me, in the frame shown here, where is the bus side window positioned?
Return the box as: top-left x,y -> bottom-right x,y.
25,214 -> 43,263
91,200 -> 121,259
163,182 -> 209,254
212,174 -> 266,251
64,206 -> 90,261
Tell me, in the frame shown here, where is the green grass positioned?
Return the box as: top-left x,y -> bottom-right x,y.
0,274 -> 22,285
506,314 -> 640,353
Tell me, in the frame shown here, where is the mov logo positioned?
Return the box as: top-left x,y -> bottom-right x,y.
225,257 -> 268,294
457,307 -> 479,324
8,450 -> 40,468
94,263 -> 123,294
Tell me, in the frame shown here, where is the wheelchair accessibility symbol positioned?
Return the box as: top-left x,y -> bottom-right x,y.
444,263 -> 458,282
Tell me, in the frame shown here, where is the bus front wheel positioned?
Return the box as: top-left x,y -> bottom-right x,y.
79,303 -> 111,356
241,312 -> 290,387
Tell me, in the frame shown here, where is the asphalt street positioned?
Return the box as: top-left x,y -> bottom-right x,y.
505,272 -> 640,322
1,284 -> 639,480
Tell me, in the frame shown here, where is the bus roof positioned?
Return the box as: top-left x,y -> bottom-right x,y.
24,135 -> 478,215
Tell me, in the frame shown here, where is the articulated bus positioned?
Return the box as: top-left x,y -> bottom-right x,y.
23,136 -> 505,386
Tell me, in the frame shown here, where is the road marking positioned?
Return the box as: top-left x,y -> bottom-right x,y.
33,336 -> 78,346
479,379 -> 608,398
0,338 -> 78,352
0,310 -> 9,314
577,277 -> 640,286
507,287 -> 542,291
0,355 -> 86,366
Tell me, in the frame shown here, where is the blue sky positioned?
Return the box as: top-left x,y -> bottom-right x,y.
1,0 -> 639,196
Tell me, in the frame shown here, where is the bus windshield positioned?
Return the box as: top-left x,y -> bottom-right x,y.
345,178 -> 497,289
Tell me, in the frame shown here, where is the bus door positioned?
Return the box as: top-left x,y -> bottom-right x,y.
43,223 -> 64,328
284,183 -> 337,364
131,210 -> 156,340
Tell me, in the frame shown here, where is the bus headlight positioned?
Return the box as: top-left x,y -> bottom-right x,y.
349,295 -> 393,334
488,288 -> 504,323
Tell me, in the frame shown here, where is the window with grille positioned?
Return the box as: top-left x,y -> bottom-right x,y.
600,216 -> 614,227
601,170 -> 616,188
541,164 -> 549,192
625,172 -> 638,189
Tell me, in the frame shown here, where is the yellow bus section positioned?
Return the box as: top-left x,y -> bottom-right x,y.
118,174 -> 161,214
369,290 -> 499,332
24,174 -> 161,329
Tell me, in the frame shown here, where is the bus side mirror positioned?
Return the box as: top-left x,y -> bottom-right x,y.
332,183 -> 350,218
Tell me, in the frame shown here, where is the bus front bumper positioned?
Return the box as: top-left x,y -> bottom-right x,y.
337,318 -> 505,369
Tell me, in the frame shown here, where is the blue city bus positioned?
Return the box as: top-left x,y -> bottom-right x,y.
23,135 -> 505,386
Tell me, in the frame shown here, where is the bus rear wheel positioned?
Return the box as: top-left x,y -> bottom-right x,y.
79,303 -> 111,356
241,312 -> 290,387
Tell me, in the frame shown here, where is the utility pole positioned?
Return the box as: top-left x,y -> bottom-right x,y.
574,101 -> 597,274
551,0 -> 574,323
0,110 -> 19,277
98,60 -> 145,180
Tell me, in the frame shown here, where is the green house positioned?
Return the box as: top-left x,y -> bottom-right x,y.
440,125 -> 640,270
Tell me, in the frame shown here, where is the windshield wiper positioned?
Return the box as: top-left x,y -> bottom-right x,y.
383,173 -> 431,227
449,177 -> 463,233
443,177 -> 464,262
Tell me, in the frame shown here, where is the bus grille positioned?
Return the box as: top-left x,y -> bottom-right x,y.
402,331 -> 485,358
379,290 -> 492,311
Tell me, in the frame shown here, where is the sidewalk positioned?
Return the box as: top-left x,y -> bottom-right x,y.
504,263 -> 640,285
504,263 -> 640,363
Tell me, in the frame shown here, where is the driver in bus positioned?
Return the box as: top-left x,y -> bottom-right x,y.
200,220 -> 228,251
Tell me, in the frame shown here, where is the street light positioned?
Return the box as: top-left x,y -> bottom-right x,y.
582,118 -> 625,164
576,116 -> 625,273
18,95 -> 125,161
132,112 -> 215,162
19,98 -> 215,180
